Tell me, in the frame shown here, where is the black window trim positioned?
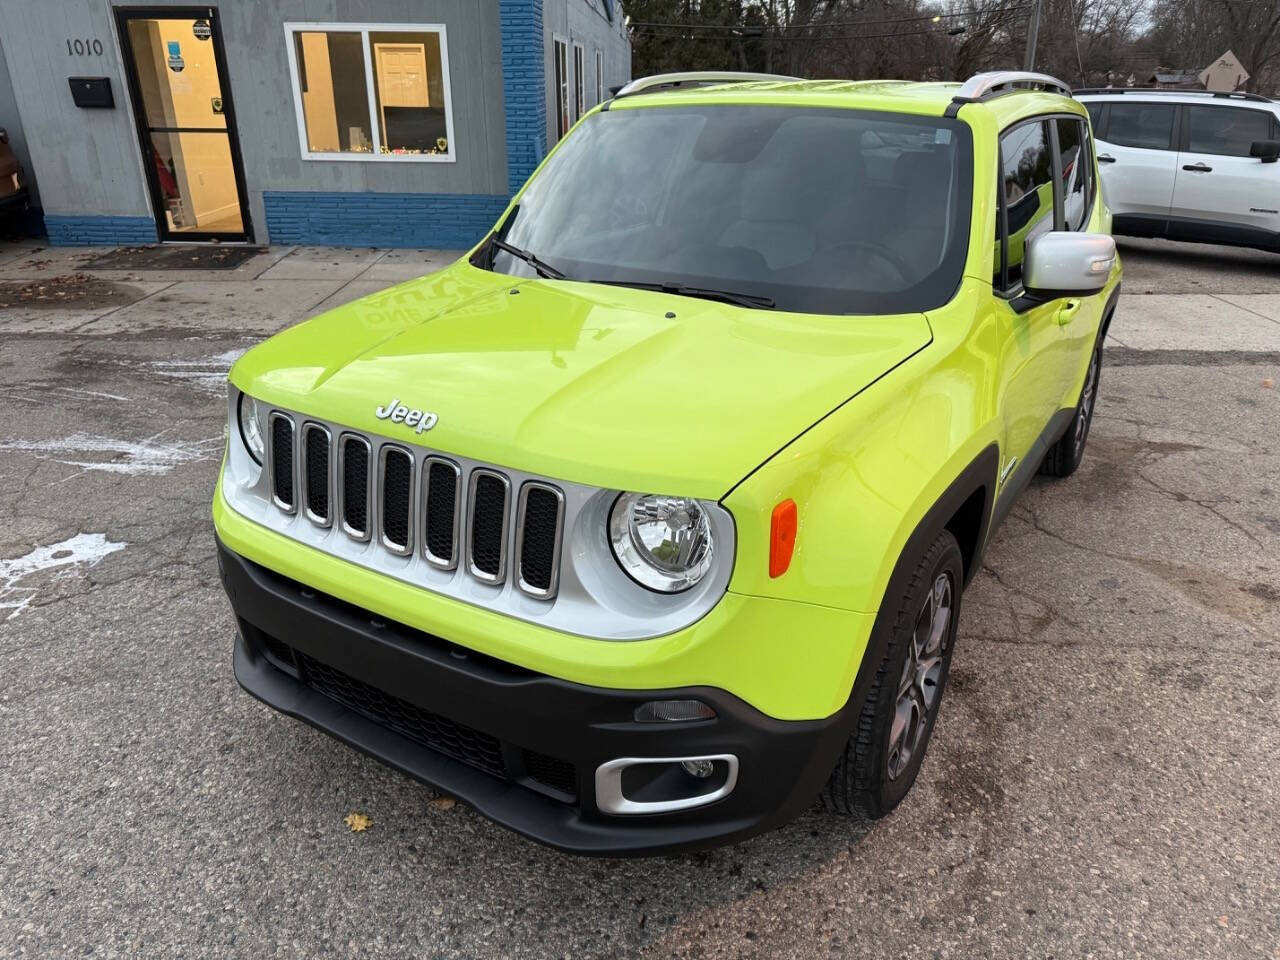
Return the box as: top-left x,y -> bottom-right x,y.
1087,98 -> 1180,152
1054,115 -> 1093,233
1178,101 -> 1280,157
994,112 -> 1088,302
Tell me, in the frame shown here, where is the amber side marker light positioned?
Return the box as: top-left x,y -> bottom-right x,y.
769,499 -> 797,578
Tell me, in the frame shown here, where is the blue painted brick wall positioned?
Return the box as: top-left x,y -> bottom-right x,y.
44,215 -> 158,246
499,0 -> 547,194
263,192 -> 509,248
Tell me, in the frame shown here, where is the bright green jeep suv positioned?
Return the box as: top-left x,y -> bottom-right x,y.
215,71 -> 1121,855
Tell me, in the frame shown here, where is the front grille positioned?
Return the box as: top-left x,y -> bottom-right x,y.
517,484 -> 563,595
297,652 -> 507,779
303,425 -> 330,524
380,447 -> 413,553
270,415 -> 295,510
340,435 -> 370,537
257,408 -> 565,599
469,471 -> 509,581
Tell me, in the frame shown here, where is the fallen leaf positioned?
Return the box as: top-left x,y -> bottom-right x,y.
428,795 -> 456,811
1263,378 -> 1274,389
344,811 -> 373,832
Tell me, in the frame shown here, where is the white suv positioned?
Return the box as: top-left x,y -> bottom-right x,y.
1075,89 -> 1280,251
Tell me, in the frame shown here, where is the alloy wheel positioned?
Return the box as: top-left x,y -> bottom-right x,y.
887,571 -> 953,781
1074,350 -> 1099,456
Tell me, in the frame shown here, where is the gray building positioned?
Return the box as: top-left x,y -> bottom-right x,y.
0,0 -> 630,247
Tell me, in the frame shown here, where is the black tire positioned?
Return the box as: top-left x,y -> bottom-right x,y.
1041,337 -> 1102,478
822,530 -> 964,819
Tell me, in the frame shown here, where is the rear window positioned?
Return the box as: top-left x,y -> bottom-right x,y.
1104,102 -> 1176,151
1186,105 -> 1276,157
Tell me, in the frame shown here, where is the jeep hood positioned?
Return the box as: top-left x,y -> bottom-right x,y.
231,265 -> 931,500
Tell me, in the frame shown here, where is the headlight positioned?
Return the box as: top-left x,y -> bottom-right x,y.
237,392 -> 266,465
609,493 -> 715,593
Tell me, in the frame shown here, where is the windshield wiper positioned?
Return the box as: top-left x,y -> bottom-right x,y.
595,280 -> 775,310
487,235 -> 566,281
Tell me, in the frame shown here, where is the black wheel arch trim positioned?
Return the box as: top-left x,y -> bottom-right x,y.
840,444 -> 998,735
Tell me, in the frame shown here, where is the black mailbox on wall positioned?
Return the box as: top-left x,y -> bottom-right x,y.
69,77 -> 114,108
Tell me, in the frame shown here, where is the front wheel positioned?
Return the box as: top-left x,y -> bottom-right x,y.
1041,339 -> 1102,478
822,530 -> 964,819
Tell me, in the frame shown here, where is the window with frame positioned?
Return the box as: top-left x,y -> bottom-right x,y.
553,39 -> 569,140
995,120 -> 1054,290
285,23 -> 454,161
1186,104 -> 1276,157
573,43 -> 585,120
1056,117 -> 1090,232
1082,100 -> 1104,133
595,50 -> 603,105
1104,102 -> 1176,151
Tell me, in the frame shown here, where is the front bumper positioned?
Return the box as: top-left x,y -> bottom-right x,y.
218,539 -> 858,855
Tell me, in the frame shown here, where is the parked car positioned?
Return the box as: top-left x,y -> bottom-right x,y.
0,127 -> 30,229
1076,88 -> 1280,251
214,70 -> 1121,855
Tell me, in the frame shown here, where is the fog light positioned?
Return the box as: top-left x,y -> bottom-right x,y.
681,758 -> 715,779
634,699 -> 716,723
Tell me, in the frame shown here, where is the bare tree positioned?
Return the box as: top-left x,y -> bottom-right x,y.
1147,0 -> 1280,92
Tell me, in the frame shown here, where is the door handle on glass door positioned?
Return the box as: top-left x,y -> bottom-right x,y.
1097,154 -> 1116,163
1182,163 -> 1212,172
1057,300 -> 1081,326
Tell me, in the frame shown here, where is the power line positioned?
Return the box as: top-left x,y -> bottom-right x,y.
630,6 -> 1032,32
633,14 -> 1031,44
632,24 -> 1014,43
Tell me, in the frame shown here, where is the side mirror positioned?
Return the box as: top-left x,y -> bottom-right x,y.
1250,140 -> 1280,163
1023,232 -> 1116,300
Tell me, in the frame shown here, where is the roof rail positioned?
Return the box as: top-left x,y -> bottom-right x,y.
611,71 -> 802,100
1072,86 -> 1272,104
944,71 -> 1072,116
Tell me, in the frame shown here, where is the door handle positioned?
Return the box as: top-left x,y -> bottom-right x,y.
1057,299 -> 1081,326
1182,162 -> 1213,172
1097,154 -> 1116,163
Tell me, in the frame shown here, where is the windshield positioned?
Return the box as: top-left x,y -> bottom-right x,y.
482,105 -> 973,315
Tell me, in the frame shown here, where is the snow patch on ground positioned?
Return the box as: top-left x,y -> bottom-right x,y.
148,349 -> 247,394
0,533 -> 127,621
0,432 -> 221,475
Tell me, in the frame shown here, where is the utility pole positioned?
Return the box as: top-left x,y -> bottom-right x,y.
1024,0 -> 1042,71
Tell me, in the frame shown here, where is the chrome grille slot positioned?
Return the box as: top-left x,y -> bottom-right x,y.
516,483 -> 564,599
379,445 -> 415,555
252,407 -> 579,605
421,457 -> 461,570
338,434 -> 371,540
302,423 -> 331,526
468,470 -> 510,583
268,412 -> 296,513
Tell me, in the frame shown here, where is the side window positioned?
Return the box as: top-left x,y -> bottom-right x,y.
1056,118 -> 1089,231
1104,102 -> 1176,150
997,120 -> 1054,290
1083,101 -> 1104,135
1186,105 -> 1274,157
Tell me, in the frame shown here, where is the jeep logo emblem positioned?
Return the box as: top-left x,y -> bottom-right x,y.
375,397 -> 438,434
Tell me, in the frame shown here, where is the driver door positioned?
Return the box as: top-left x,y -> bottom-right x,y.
992,119 -> 1067,484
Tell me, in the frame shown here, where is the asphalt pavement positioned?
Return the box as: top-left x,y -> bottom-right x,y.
1,237 -> 1277,959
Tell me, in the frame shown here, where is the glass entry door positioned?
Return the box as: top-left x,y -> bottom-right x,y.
117,7 -> 251,241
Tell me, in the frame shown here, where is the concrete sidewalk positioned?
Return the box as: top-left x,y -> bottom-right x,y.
3,237 -> 1280,352
0,242 -> 464,336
